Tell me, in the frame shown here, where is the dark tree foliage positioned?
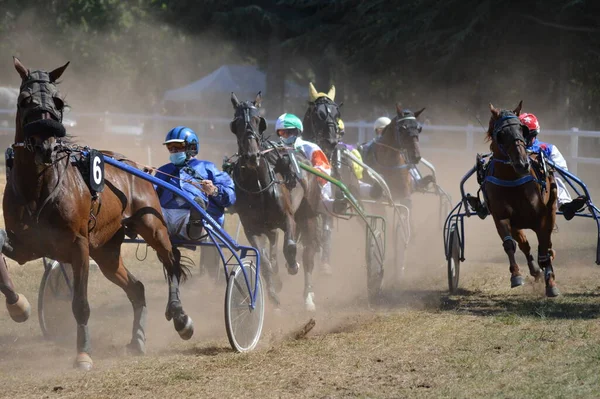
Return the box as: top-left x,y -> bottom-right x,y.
0,0 -> 598,127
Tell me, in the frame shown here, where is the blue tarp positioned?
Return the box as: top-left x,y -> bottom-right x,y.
163,65 -> 306,102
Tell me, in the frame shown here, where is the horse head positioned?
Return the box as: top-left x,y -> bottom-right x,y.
488,101 -> 530,175
303,82 -> 342,154
13,57 -> 69,166
230,91 -> 266,169
381,103 -> 425,165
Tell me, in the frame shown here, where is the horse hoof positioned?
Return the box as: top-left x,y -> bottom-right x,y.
176,315 -> 194,340
510,275 -> 525,288
287,262 -> 299,276
126,340 -> 146,356
546,286 -> 560,297
321,263 -> 333,276
74,353 -> 93,371
6,294 -> 31,323
305,292 -> 316,312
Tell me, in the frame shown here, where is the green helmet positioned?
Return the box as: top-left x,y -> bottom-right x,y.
275,113 -> 303,133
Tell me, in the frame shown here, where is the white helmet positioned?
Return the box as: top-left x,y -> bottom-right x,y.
373,116 -> 391,132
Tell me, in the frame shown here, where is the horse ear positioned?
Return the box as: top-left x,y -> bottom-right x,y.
414,107 -> 426,119
489,103 -> 500,117
13,56 -> 28,81
254,91 -> 262,108
396,102 -> 403,115
231,92 -> 240,108
309,82 -> 319,102
327,85 -> 336,101
49,61 -> 70,82
513,100 -> 523,116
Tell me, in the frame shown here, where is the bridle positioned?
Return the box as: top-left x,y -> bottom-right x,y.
491,114 -> 528,165
373,115 -> 421,168
230,104 -> 278,195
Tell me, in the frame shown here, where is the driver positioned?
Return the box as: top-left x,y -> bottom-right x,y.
155,126 -> 235,240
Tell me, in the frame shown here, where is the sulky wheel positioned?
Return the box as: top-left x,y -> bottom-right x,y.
38,259 -> 74,341
447,224 -> 461,294
225,260 -> 265,352
366,227 -> 385,304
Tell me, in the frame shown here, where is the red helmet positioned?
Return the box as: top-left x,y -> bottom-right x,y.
519,113 -> 540,134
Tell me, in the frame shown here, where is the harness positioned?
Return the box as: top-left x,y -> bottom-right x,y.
6,142 -> 103,229
477,151 -> 548,196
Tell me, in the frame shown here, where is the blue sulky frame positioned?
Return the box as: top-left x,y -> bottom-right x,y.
443,160 -> 600,279
102,156 -> 262,309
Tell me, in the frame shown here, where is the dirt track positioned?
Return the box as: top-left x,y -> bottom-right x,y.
1,152 -> 600,398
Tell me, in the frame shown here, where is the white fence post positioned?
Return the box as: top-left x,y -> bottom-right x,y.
570,127 -> 579,176
358,120 -> 366,144
466,124 -> 474,152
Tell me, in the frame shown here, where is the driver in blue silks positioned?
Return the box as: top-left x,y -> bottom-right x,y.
155,126 -> 236,241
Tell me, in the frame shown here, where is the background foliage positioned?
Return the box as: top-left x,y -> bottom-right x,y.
1,0 -> 599,128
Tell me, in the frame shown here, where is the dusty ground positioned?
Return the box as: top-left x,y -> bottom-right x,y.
0,150 -> 600,399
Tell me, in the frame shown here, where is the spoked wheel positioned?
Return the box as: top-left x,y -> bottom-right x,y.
225,260 -> 265,352
38,259 -> 74,340
394,213 -> 409,285
447,225 -> 461,294
366,227 -> 385,304
439,190 -> 453,229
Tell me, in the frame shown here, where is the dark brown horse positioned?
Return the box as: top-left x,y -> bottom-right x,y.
359,103 -> 425,208
0,57 -> 193,370
229,92 -> 321,311
484,102 -> 558,296
302,83 -> 365,273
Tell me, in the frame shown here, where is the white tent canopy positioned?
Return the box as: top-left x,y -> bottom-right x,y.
163,65 -> 306,103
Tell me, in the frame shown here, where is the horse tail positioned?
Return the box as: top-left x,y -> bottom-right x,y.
168,247 -> 192,284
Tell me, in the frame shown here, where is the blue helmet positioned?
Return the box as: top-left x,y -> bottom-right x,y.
164,126 -> 199,157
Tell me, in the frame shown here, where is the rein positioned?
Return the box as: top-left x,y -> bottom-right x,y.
372,141 -> 410,170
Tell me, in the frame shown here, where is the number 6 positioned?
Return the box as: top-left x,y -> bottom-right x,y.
93,156 -> 102,184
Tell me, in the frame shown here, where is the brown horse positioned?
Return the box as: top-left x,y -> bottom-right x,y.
359,103 -> 425,208
0,57 -> 193,370
484,102 -> 558,297
228,92 -> 321,311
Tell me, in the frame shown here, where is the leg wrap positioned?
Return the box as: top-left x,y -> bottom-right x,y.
502,236 -> 516,253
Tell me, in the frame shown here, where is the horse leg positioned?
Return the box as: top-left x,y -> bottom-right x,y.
0,231 -> 31,322
246,229 -> 280,307
139,219 -> 194,340
90,230 -> 147,355
299,216 -> 318,312
283,213 -> 299,275
320,215 -> 333,276
493,218 -> 524,288
265,229 -> 283,294
71,235 -> 93,371
269,230 -> 280,275
511,228 -> 542,282
0,254 -> 30,322
536,226 -> 560,297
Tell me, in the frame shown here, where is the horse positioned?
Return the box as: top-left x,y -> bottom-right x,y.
484,102 -> 558,297
359,103 -> 426,209
302,82 -> 363,273
228,92 -> 322,311
0,57 -> 193,370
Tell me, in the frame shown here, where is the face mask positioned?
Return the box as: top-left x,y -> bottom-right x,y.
281,135 -> 296,145
170,152 -> 187,166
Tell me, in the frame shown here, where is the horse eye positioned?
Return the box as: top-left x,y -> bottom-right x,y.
53,97 -> 64,110
18,93 -> 31,107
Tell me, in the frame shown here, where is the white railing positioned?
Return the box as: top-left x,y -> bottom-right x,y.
0,109 -> 599,175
